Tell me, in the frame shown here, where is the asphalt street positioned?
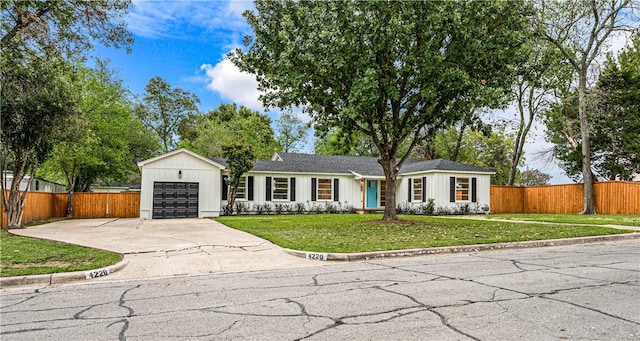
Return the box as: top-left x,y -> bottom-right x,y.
2,239 -> 639,340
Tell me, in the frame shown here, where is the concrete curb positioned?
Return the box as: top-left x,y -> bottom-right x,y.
283,232 -> 640,261
0,259 -> 128,289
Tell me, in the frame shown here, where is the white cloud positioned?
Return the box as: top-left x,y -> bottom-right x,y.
201,58 -> 264,111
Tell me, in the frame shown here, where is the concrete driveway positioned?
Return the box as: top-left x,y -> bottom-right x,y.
9,218 -> 317,282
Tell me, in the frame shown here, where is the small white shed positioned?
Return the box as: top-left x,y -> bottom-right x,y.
137,148 -> 225,219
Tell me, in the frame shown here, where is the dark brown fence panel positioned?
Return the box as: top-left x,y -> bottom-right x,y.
490,186 -> 525,213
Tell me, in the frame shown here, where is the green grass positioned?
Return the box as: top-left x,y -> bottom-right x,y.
215,214 -> 631,253
0,230 -> 123,277
486,214 -> 640,226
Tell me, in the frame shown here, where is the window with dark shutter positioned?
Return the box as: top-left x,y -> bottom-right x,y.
247,176 -> 254,201
290,177 -> 296,201
471,177 -> 477,203
333,178 -> 339,201
311,178 -> 317,201
222,175 -> 228,201
408,179 -> 412,202
449,177 -> 455,202
422,177 -> 426,202
265,176 -> 272,201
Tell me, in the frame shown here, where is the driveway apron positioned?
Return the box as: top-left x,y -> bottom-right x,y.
9,218 -> 316,282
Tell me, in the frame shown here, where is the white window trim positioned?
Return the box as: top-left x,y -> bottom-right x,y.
455,177 -> 470,203
272,177 -> 289,201
412,178 -> 423,202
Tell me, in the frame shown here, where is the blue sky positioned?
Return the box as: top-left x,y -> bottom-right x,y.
94,1 -> 258,114
90,0 -> 633,184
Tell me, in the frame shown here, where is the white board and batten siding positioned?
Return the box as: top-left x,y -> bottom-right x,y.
138,149 -> 224,219
223,172 -> 364,210
397,171 -> 492,211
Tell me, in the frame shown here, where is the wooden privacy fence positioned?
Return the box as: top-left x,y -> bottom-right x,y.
491,181 -> 640,214
1,191 -> 140,227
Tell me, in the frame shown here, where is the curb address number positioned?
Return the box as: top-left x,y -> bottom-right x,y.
306,252 -> 328,261
85,268 -> 110,279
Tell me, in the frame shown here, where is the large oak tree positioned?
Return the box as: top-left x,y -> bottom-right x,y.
232,1 -> 531,220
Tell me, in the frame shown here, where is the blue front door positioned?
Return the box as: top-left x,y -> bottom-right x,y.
366,180 -> 378,208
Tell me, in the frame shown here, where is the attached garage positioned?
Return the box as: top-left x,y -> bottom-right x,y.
137,149 -> 225,219
152,182 -> 199,218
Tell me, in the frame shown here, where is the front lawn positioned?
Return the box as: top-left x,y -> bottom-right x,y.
486,214 -> 640,227
0,230 -> 123,277
215,214 -> 630,253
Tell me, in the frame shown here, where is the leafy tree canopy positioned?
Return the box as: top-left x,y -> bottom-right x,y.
545,34 -> 640,181
232,0 -> 531,219
0,51 -> 78,227
426,126 -> 517,185
275,111 -> 309,153
38,61 -> 160,195
313,128 -> 379,157
222,140 -> 256,214
180,103 -> 280,160
516,168 -> 552,186
134,76 -> 200,153
1,0 -> 133,58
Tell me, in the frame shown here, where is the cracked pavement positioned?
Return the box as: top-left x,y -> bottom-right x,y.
2,239 -> 639,340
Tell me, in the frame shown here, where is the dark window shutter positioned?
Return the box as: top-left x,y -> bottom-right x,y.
290,177 -> 296,201
333,178 -> 339,201
266,176 -> 272,201
311,178 -> 317,201
471,177 -> 477,203
247,176 -> 254,201
450,177 -> 455,202
222,175 -> 228,201
408,179 -> 412,202
422,177 -> 426,202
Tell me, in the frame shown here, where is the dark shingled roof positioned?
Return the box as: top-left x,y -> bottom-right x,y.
399,158 -> 494,174
210,153 -> 493,176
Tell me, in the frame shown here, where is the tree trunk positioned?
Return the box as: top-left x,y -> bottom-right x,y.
450,123 -> 467,162
4,189 -> 26,229
379,154 -> 399,221
508,87 -> 535,186
66,190 -> 74,218
226,184 -> 238,215
1,157 -> 34,228
578,72 -> 596,214
65,175 -> 76,218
